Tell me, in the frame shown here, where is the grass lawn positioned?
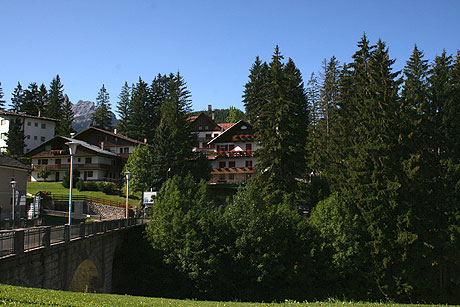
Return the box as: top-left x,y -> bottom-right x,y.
27,182 -> 140,207
0,284 -> 450,307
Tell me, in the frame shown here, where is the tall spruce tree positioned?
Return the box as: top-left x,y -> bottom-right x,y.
37,83 -> 48,116
250,47 -> 309,198
92,84 -> 112,130
58,94 -> 75,136
21,82 -> 40,115
6,118 -> 25,157
10,82 -> 24,112
243,56 -> 269,124
116,82 -> 131,135
0,82 -> 5,109
126,78 -> 150,141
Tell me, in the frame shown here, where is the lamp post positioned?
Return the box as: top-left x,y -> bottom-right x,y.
125,171 -> 131,220
10,179 -> 16,227
66,141 -> 79,225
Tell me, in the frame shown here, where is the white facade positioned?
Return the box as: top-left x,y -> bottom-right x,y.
0,114 -> 56,153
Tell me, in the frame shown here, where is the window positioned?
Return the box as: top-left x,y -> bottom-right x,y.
39,159 -> 48,165
34,122 -> 38,127
205,133 -> 211,138
229,174 -> 235,180
229,161 -> 236,168
246,144 -> 252,151
41,123 -> 46,129
34,136 -> 37,140
198,125 -> 202,130
87,171 -> 93,177
245,160 -> 253,168
27,135 -> 30,139
77,158 -> 81,162
85,158 -> 92,164
219,161 -> 226,168
55,159 -> 61,165
41,136 -> 45,142
27,121 -> 31,126
219,174 -> 226,181
67,158 -> 70,163
205,125 -> 208,130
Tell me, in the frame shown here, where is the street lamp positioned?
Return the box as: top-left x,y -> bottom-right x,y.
10,179 -> 16,227
125,171 -> 131,220
66,141 -> 79,225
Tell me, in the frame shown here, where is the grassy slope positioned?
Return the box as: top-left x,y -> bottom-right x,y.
0,285 -> 451,307
27,182 -> 139,207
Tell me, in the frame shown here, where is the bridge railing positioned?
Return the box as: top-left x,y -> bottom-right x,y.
0,218 -> 148,258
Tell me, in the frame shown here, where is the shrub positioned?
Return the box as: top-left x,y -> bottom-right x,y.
84,181 -> 99,191
76,179 -> 86,191
97,181 -> 118,195
61,168 -> 79,188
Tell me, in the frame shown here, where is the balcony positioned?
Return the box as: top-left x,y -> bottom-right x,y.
32,163 -> 114,171
215,150 -> 254,159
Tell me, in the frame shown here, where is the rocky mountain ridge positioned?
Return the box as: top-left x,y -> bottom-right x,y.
72,100 -> 118,131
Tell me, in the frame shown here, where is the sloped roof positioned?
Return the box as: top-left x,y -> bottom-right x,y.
25,136 -> 119,158
217,123 -> 235,131
0,110 -> 59,122
208,120 -> 253,145
0,154 -> 32,171
75,127 -> 145,145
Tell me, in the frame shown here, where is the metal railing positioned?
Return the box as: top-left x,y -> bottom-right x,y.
0,218 -> 147,258
49,193 -> 126,208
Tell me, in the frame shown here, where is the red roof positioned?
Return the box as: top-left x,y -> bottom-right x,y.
218,123 -> 235,131
187,115 -> 199,122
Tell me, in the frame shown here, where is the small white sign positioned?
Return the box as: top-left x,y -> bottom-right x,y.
143,191 -> 157,205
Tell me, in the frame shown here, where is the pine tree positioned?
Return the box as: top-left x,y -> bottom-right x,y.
6,118 -> 25,157
225,106 -> 245,123
45,75 -> 65,120
116,82 -> 131,135
37,83 -> 48,115
21,82 -> 40,115
0,82 -> 5,109
10,82 -> 24,112
92,84 -> 112,130
243,56 -> 269,124
58,94 -> 75,136
126,78 -> 150,141
251,46 -> 309,197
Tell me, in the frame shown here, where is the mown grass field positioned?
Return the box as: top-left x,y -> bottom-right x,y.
27,182 -> 140,207
0,284 -> 454,307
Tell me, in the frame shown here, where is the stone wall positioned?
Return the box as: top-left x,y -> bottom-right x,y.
88,202 -> 126,220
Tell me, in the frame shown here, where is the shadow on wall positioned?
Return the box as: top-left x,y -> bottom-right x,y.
69,259 -> 103,293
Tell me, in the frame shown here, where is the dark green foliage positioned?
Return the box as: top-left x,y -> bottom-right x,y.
0,82 -> 6,109
246,47 -> 309,197
115,82 -> 131,135
123,145 -> 154,193
21,82 -> 40,115
61,168 -> 79,189
98,181 -> 118,195
6,118 -> 25,157
190,108 -> 246,123
58,95 -> 75,136
76,179 -> 85,191
243,56 -> 269,124
92,84 -> 112,130
225,106 -> 245,123
45,75 -> 65,121
10,82 -> 24,112
125,77 -> 150,141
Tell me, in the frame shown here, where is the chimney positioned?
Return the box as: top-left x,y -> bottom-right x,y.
208,105 -> 212,112
144,138 -> 147,144
212,110 -> 215,121
101,141 -> 104,150
113,128 -> 117,134
70,132 -> 75,139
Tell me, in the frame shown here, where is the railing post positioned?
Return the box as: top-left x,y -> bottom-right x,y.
64,225 -> 70,243
14,230 -> 24,255
43,226 -> 51,248
79,223 -> 85,239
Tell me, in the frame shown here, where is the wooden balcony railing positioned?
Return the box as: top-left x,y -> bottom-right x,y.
215,150 -> 255,158
32,163 -> 114,171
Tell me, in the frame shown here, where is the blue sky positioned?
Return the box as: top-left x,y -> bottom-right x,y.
1,0 -> 459,114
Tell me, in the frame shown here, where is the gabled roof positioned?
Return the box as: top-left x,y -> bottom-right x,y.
25,136 -> 119,158
75,127 -> 145,145
208,120 -> 253,144
189,113 -> 221,132
0,110 -> 60,122
218,123 -> 235,131
0,154 -> 31,171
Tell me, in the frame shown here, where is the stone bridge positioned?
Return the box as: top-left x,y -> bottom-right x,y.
0,218 -> 147,293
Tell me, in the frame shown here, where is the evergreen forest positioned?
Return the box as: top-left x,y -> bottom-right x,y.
139,35 -> 460,304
